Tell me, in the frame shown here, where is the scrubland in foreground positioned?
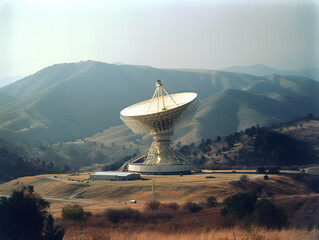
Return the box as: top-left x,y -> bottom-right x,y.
1,172 -> 318,239
59,194 -> 319,240
63,226 -> 319,240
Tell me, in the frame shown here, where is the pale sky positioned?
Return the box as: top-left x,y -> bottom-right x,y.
0,0 -> 318,78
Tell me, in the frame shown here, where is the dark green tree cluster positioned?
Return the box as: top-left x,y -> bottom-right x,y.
102,153 -> 137,171
0,148 -> 68,183
0,185 -> 64,240
178,118 -> 318,167
254,129 -> 314,165
221,192 -> 257,219
198,139 -> 212,154
221,192 -> 287,228
183,202 -> 203,213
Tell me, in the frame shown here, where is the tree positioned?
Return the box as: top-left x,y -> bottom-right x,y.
0,185 -> 64,240
221,192 -> 257,219
104,208 -> 141,224
183,202 -> 203,213
215,136 -> 222,142
62,204 -> 84,221
44,214 -> 65,240
256,167 -> 266,174
145,200 -> 161,210
240,175 -> 249,183
206,196 -> 218,208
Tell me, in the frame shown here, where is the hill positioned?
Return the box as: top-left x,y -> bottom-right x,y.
178,119 -> 319,168
221,64 -> 319,81
0,144 -> 66,183
0,61 -> 318,144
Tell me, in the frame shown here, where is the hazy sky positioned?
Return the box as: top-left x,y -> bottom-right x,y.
0,0 -> 318,78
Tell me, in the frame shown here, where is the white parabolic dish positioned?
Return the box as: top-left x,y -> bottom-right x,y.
120,92 -> 197,116
120,92 -> 198,134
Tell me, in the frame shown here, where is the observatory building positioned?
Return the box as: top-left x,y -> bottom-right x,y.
119,80 -> 198,175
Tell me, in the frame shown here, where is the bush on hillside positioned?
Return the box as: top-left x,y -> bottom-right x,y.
251,199 -> 287,228
104,208 -> 141,223
183,202 -> 203,213
256,167 -> 266,174
206,196 -> 218,208
145,200 -> 161,210
240,175 -> 249,183
221,192 -> 257,219
167,202 -> 180,210
62,204 -> 84,221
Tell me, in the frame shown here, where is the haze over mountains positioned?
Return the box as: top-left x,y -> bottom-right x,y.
0,76 -> 23,88
0,60 -> 318,146
221,64 -> 319,81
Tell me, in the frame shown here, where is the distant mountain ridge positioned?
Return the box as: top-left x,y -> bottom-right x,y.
221,64 -> 319,81
0,61 -> 318,144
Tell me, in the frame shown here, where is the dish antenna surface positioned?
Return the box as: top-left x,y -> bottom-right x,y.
119,80 -> 198,174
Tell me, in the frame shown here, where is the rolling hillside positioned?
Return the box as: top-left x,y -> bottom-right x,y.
0,61 -> 318,144
179,119 -> 319,168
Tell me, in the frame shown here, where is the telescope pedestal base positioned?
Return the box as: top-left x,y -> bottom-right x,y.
127,163 -> 194,175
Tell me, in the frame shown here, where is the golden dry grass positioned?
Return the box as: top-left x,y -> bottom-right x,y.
0,172 -> 315,218
1,172 -> 318,239
63,227 -> 319,240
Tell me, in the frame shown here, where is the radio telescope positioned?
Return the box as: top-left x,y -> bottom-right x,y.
119,80 -> 198,174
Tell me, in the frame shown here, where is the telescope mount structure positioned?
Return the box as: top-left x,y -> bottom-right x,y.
119,80 -> 198,175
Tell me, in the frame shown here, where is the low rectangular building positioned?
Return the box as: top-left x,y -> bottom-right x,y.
89,172 -> 140,181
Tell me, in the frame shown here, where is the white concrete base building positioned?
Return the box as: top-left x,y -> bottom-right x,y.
90,172 -> 140,181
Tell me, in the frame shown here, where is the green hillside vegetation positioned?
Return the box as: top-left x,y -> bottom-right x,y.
1,117 -> 317,175
179,118 -> 319,168
0,147 -> 68,183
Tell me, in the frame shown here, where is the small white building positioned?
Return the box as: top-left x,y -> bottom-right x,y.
89,172 -> 140,181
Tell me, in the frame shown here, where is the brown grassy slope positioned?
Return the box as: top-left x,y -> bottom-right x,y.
60,196 -> 319,240
0,173 -> 313,201
276,195 -> 319,229
0,173 -> 317,219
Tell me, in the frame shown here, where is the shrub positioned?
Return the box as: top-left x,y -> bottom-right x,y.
167,202 -> 179,210
146,200 -> 161,210
256,167 -> 266,174
206,196 -> 218,208
240,175 -> 249,183
104,208 -> 141,223
183,202 -> 203,213
222,192 -> 257,219
251,199 -> 287,228
62,204 -> 84,221
268,167 -> 280,174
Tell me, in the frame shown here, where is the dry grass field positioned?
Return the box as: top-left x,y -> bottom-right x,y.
63,227 -> 319,240
0,171 -> 314,213
0,171 -> 309,215
1,171 -> 318,239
